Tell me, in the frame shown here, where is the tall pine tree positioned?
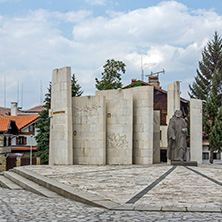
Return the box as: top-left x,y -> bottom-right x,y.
95,59 -> 126,90
189,31 -> 222,100
189,31 -> 222,163
205,69 -> 222,163
35,83 -> 51,164
71,74 -> 83,97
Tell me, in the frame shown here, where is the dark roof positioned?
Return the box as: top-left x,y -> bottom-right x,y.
122,79 -> 188,103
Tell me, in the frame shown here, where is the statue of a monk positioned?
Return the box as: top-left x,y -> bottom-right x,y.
167,110 -> 187,161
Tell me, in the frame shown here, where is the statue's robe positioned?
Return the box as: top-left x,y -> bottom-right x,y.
167,115 -> 187,161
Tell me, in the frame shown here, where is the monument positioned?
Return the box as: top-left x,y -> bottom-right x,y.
49,66 -> 202,166
167,110 -> 198,166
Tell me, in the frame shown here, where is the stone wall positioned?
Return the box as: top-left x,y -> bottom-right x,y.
96,89 -> 133,164
72,96 -> 106,165
190,98 -> 202,164
132,86 -> 154,164
49,67 -> 73,165
153,110 -> 160,164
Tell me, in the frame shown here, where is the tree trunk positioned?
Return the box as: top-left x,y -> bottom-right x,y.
209,148 -> 214,164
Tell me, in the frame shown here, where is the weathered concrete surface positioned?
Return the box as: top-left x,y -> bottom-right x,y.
190,98 -> 203,165
167,81 -> 180,124
73,96 -> 106,165
96,89 -> 133,165
49,67 -> 73,165
153,110 -> 160,164
132,86 -> 154,164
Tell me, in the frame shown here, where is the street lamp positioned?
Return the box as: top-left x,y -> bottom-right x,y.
30,135 -> 33,165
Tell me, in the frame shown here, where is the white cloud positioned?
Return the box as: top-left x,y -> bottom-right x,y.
0,1 -> 222,108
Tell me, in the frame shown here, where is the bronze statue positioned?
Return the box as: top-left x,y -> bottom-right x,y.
167,110 -> 187,161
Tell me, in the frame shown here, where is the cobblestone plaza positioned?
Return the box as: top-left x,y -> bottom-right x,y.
1,164 -> 219,221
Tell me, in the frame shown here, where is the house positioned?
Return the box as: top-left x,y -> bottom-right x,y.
0,115 -> 18,163
0,102 -> 40,158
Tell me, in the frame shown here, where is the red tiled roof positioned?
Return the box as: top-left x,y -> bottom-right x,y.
11,146 -> 38,151
27,105 -> 45,112
0,115 -> 11,131
0,107 -> 11,115
10,115 -> 39,130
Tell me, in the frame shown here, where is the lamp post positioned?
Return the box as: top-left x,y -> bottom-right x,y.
30,135 -> 33,165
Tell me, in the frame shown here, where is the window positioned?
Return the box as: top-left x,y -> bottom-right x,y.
213,152 -> 220,160
16,136 -> 27,145
29,124 -> 34,133
203,152 -> 209,160
160,130 -> 162,140
3,136 -> 7,146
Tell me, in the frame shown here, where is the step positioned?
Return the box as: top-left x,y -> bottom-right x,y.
12,167 -> 121,209
0,175 -> 23,190
4,171 -> 61,198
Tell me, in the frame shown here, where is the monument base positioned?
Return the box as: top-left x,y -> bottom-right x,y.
171,161 -> 198,166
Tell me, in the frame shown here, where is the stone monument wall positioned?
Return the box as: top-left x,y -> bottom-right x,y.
153,110 -> 160,164
96,89 -> 133,164
190,98 -> 202,164
72,96 -> 106,165
49,67 -> 73,165
132,86 -> 154,164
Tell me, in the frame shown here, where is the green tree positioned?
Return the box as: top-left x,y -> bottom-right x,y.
71,74 -> 83,97
189,32 -> 222,163
35,83 -> 51,164
205,69 -> 222,163
189,31 -> 222,101
95,59 -> 126,90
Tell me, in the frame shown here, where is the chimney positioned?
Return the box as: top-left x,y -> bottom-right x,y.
11,102 -> 18,116
148,75 -> 160,88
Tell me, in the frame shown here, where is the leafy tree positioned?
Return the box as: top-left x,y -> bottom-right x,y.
35,83 -> 51,164
189,32 -> 222,163
95,59 -> 126,90
71,74 -> 83,97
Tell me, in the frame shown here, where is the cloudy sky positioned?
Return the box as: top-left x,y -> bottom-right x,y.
0,0 -> 222,109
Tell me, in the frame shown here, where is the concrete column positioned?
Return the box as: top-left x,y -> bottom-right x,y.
132,86 -> 154,165
153,110 -> 160,164
167,81 -> 180,124
49,67 -> 73,165
190,98 -> 202,164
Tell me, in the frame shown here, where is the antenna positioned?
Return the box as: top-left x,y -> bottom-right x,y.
17,81 -> 19,106
145,69 -> 165,82
141,56 -> 144,81
40,80 -> 43,105
4,76 -> 6,108
21,84 -> 23,108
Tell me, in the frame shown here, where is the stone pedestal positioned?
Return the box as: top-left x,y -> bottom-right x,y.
171,161 -> 198,166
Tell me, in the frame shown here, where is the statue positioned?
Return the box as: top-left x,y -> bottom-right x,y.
167,110 -> 187,161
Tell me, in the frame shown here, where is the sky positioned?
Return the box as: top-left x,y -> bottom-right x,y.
0,0 -> 222,109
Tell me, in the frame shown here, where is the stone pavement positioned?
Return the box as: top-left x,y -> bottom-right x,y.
1,187 -> 222,221
26,164 -> 222,211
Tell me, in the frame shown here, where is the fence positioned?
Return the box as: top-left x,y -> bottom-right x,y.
1,156 -> 41,171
